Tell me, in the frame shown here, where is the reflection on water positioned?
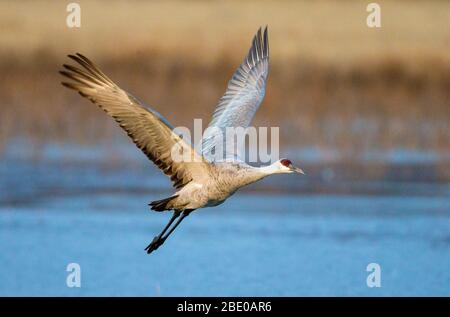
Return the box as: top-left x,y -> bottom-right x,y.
0,146 -> 449,296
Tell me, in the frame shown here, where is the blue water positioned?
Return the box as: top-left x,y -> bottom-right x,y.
0,147 -> 449,296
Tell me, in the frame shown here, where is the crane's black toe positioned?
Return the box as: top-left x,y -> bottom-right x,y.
145,236 -> 165,254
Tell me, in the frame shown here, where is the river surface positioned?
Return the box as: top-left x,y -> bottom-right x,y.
0,144 -> 449,296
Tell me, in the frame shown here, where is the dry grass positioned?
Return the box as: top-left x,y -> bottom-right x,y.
2,0 -> 449,63
0,0 -> 449,160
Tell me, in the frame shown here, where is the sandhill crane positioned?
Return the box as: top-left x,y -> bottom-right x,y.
60,27 -> 304,254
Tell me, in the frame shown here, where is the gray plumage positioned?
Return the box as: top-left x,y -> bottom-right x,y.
202,27 -> 269,161
60,26 -> 304,254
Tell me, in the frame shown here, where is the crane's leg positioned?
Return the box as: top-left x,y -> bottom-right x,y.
145,210 -> 193,254
145,211 -> 180,253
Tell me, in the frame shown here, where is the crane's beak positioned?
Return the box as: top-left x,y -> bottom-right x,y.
293,167 -> 305,175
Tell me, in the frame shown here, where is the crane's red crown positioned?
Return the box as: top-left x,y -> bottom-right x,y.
280,159 -> 292,167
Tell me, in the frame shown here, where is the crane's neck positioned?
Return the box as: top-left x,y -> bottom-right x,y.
237,163 -> 283,186
222,162 -> 285,191
256,163 -> 284,175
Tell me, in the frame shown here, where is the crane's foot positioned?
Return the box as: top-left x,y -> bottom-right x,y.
145,236 -> 165,254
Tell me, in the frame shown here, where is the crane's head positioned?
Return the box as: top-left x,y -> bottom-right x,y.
275,158 -> 305,174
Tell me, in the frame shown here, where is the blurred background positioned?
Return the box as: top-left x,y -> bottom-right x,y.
0,0 -> 449,296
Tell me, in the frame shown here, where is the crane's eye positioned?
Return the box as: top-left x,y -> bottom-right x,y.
280,159 -> 292,167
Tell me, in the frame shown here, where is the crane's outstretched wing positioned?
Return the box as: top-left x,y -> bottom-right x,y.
202,27 -> 269,162
60,53 -> 209,189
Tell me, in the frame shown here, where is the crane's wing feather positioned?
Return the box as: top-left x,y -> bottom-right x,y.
202,27 -> 269,161
60,53 -> 209,189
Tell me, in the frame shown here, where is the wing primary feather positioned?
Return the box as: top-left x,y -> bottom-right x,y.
263,26 -> 269,58
63,64 -> 104,86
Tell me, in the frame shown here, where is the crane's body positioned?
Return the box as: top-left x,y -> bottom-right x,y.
60,27 -> 304,254
155,161 -> 297,211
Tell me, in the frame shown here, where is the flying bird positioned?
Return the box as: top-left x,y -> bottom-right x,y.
60,27 -> 304,254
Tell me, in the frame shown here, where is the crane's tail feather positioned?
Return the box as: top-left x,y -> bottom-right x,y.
149,195 -> 179,212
